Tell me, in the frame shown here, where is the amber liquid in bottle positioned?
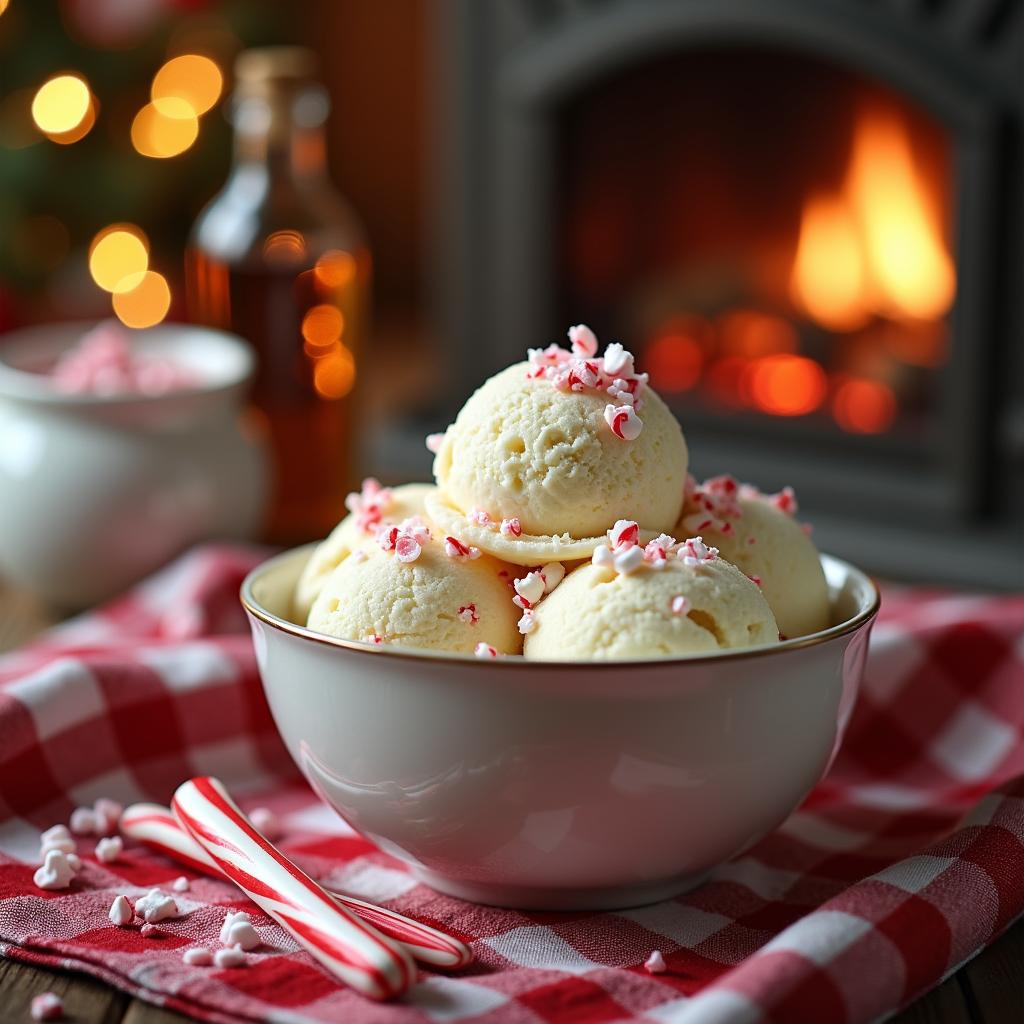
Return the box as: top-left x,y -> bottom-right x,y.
186,48 -> 369,544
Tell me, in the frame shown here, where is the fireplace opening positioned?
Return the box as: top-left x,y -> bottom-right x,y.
557,48 -> 955,447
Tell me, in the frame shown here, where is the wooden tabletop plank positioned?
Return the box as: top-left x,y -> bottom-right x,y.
961,914 -> 1024,1022
0,958 -> 129,1024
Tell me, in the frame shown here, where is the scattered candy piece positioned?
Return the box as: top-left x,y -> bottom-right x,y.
680,536 -> 718,567
609,520 -> 640,549
604,403 -> 643,441
500,517 -> 522,538
95,836 -> 123,863
474,643 -> 498,659
568,323 -> 598,358
458,603 -> 479,625
425,432 -> 445,454
135,888 -> 178,923
364,634 -> 383,645
539,562 -> 565,592
93,797 -> 123,835
183,947 -> 213,966
30,992 -> 63,1021
171,876 -> 190,893
220,911 -> 252,945
345,477 -> 394,535
249,807 -> 281,841
40,825 -> 70,846
445,535 -> 481,561
69,807 -> 98,835
377,517 -> 431,563
108,895 -> 134,926
226,919 -> 261,951
214,947 -> 246,968
65,853 -> 81,872
518,609 -> 536,634
644,950 -> 667,974
671,595 -> 690,615
140,923 -> 162,938
512,571 -> 545,610
468,508 -> 491,527
33,850 -> 76,890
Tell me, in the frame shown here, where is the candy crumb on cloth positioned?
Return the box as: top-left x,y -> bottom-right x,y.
33,850 -> 76,891
183,947 -> 213,966
644,950 -> 667,974
95,836 -> 122,863
108,895 -> 133,926
171,876 -> 190,892
30,993 -> 63,1021
214,947 -> 246,968
134,888 -> 178,923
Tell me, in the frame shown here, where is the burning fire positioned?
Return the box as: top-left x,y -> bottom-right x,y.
790,106 -> 955,331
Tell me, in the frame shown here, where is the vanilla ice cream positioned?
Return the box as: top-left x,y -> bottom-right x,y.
307,526 -> 521,655
677,476 -> 830,639
523,534 -> 778,661
430,335 -> 688,563
294,481 -> 435,621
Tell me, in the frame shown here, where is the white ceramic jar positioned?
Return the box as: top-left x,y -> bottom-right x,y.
0,322 -> 269,607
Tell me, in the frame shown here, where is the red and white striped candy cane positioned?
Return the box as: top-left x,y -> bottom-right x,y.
119,802 -> 471,969
172,777 -> 415,1000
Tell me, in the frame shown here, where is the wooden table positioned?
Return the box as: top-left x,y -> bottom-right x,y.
1,582 -> 1020,1023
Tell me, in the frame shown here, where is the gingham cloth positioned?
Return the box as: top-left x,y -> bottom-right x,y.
1,546 -> 1022,1024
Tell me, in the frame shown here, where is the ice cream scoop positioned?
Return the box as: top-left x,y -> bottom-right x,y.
307,525 -> 522,655
677,476 -> 829,639
524,529 -> 778,661
430,332 -> 687,563
294,481 -> 435,621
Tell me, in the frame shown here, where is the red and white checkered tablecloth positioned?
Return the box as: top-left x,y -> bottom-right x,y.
1,545 -> 1023,1024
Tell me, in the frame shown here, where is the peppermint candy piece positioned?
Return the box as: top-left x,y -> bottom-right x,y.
445,536 -> 481,561
604,403 -> 643,441
609,520 -> 640,549
512,571 -> 545,610
474,643 -> 498,659
670,595 -> 690,615
499,517 -> 522,538
539,562 -> 565,592
680,536 -> 718,566
108,894 -> 134,926
567,323 -> 598,358
517,610 -> 536,635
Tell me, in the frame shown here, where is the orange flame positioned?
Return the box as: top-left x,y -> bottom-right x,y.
790,106 -> 955,331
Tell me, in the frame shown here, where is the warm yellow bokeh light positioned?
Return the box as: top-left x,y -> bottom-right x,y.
45,95 -> 97,145
111,271 -> 172,328
301,304 -> 344,348
314,250 -> 356,290
89,225 -> 150,293
32,74 -> 91,135
152,54 -> 223,116
313,345 -> 356,399
131,99 -> 199,158
0,1 -> 11,17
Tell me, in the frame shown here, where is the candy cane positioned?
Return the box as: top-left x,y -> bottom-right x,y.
120,803 -> 470,969
172,778 -> 415,1000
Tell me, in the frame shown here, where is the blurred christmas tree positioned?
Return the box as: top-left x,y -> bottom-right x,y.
0,0 -> 292,331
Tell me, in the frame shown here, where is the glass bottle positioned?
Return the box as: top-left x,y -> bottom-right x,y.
186,46 -> 370,544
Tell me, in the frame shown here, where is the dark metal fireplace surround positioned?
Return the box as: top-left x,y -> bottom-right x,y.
430,0 -> 1024,587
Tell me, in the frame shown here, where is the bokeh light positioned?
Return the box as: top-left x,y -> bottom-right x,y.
646,332 -> 703,392
152,55 -> 223,116
131,98 -> 199,158
314,250 -> 357,290
31,74 -> 93,139
301,304 -> 345,350
0,1 -> 10,16
748,355 -> 827,416
111,271 -> 171,328
89,225 -> 150,293
832,377 -> 897,434
313,344 -> 356,399
263,230 -> 307,264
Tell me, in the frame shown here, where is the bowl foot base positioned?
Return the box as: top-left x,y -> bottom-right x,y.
410,867 -> 710,911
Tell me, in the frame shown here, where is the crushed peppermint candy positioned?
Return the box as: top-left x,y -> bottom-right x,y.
474,642 -> 499,658
512,571 -> 545,610
681,474 -> 742,535
34,850 -> 76,890
526,326 -> 648,439
364,634 -> 383,645
518,609 -> 536,635
445,535 -> 481,560
680,536 -> 718,566
644,534 -> 681,568
93,797 -> 123,835
500,517 -> 522,538
108,894 -> 134,926
345,477 -> 394,534
69,806 -> 98,835
425,432 -> 446,453
593,543 -> 645,575
671,595 -> 690,615
747,573 -> 763,588
215,947 -> 246,968
468,508 -> 492,526
539,562 -> 565,592
140,923 -> 163,938
458,604 -> 479,625
172,876 -> 190,892
135,888 -> 178,923
377,517 -> 431,563
184,947 -> 213,966
95,836 -> 123,863
739,480 -> 798,515
30,992 -> 64,1021
644,950 -> 668,974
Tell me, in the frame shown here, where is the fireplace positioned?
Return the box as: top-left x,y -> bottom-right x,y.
432,0 -> 1024,587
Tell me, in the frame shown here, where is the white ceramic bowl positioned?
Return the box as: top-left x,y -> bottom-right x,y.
243,547 -> 878,910
0,322 -> 269,607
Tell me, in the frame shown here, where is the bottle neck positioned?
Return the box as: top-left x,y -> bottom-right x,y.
231,94 -> 328,183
